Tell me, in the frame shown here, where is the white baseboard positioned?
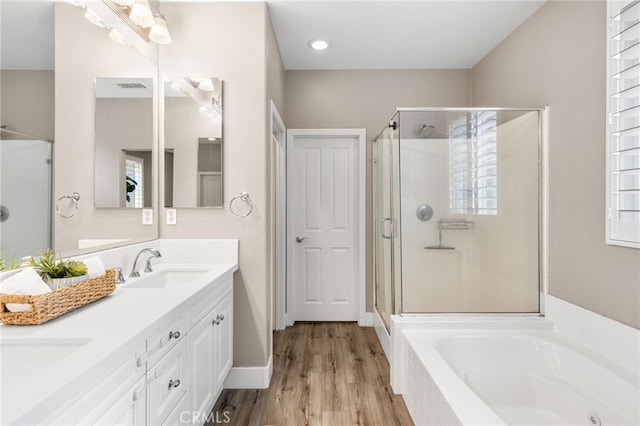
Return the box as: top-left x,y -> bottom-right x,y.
358,311 -> 374,327
223,356 -> 273,389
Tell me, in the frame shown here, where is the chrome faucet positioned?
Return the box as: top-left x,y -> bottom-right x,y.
129,248 -> 162,278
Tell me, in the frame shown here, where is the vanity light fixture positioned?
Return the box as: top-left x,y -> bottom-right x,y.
103,0 -> 172,45
149,14 -> 171,45
84,7 -> 106,28
308,38 -> 329,51
129,0 -> 155,28
108,28 -> 132,46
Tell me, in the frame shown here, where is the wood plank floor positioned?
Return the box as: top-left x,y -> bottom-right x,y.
210,322 -> 414,426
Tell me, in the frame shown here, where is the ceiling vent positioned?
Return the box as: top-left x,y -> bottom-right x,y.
117,82 -> 147,89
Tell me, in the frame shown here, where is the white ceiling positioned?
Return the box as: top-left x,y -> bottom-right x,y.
267,0 -> 546,70
1,0 -> 546,71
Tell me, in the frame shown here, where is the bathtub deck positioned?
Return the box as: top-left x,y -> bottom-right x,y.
211,322 -> 414,425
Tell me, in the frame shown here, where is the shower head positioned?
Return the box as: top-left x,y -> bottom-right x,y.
417,123 -> 435,139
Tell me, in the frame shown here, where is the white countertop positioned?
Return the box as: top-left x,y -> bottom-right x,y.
0,261 -> 237,425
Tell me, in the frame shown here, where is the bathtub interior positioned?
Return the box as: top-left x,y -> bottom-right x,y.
395,324 -> 640,426
436,332 -> 640,426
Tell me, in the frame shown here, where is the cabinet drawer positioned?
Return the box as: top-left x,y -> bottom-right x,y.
46,340 -> 145,425
189,276 -> 232,328
144,314 -> 188,367
148,339 -> 187,426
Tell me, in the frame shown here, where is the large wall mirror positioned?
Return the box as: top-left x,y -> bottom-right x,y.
94,77 -> 154,209
0,0 -> 55,261
164,77 -> 223,208
53,2 -> 158,255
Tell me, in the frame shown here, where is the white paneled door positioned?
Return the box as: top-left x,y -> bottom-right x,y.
287,129 -> 365,322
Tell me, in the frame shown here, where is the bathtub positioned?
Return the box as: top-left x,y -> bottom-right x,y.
396,326 -> 640,425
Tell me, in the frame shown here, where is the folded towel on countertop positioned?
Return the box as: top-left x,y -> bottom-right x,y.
83,256 -> 106,278
0,267 -> 52,312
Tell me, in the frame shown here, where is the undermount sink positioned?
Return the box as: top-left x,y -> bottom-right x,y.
0,338 -> 92,385
124,269 -> 208,289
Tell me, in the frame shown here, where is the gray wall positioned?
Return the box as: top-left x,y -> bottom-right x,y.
284,69 -> 473,310
55,3 -> 158,253
0,70 -> 54,140
159,2 -> 279,368
473,0 -> 639,328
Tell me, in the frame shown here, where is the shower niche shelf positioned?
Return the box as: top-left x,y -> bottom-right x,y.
425,219 -> 474,250
437,218 -> 473,230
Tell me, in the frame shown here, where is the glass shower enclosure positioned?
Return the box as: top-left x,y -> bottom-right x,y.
374,108 -> 542,330
0,137 -> 52,260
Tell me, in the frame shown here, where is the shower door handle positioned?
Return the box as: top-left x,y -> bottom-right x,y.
381,218 -> 392,239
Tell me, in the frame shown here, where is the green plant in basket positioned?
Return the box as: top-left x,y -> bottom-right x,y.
28,249 -> 88,281
0,253 -> 22,271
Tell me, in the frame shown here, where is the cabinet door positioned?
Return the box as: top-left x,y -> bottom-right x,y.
187,308 -> 217,420
148,339 -> 188,426
162,394 -> 188,426
214,293 -> 233,390
94,376 -> 146,426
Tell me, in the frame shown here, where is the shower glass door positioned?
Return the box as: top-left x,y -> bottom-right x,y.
0,139 -> 52,260
374,116 -> 402,331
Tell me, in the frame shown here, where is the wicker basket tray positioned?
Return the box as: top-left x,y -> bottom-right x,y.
0,269 -> 116,325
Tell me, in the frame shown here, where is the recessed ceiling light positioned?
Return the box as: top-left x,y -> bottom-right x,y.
308,39 -> 329,51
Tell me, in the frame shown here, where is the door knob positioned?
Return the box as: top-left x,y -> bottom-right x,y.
295,236 -> 307,243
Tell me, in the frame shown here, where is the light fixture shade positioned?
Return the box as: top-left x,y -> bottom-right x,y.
84,8 -> 106,28
109,29 -> 131,46
149,15 -> 172,44
198,79 -> 214,92
129,0 -> 154,28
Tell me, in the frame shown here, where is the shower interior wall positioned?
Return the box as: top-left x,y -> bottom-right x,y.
378,110 -> 541,316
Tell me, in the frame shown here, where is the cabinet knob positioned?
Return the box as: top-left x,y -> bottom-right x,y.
169,330 -> 181,340
217,314 -> 225,321
212,318 -> 221,325
168,379 -> 181,389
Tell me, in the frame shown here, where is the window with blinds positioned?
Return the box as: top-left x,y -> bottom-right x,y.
449,111 -> 498,215
608,0 -> 640,247
125,155 -> 144,208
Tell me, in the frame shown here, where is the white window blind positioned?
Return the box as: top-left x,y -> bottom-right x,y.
449,111 -> 498,215
608,0 -> 640,247
125,155 -> 144,208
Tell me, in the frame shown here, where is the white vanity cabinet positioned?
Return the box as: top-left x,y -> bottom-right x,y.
214,293 -> 233,391
9,269 -> 235,426
187,282 -> 233,424
147,339 -> 188,425
44,341 -> 146,426
93,376 -> 147,426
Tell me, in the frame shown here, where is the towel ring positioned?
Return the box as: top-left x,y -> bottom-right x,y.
56,192 -> 80,218
229,192 -> 254,218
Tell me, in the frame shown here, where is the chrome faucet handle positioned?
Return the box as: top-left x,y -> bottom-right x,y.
114,267 -> 126,284
129,248 -> 162,277
144,257 -> 155,273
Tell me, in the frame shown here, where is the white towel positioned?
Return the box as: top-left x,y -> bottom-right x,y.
83,256 -> 106,279
0,267 -> 52,312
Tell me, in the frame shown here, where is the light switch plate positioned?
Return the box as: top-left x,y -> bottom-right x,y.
142,209 -> 153,225
166,208 -> 177,225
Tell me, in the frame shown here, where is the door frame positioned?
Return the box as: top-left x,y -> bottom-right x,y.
271,101 -> 288,330
285,128 -> 367,326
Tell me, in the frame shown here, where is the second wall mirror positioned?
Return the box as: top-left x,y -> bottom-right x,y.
164,77 -> 223,208
94,77 -> 154,209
